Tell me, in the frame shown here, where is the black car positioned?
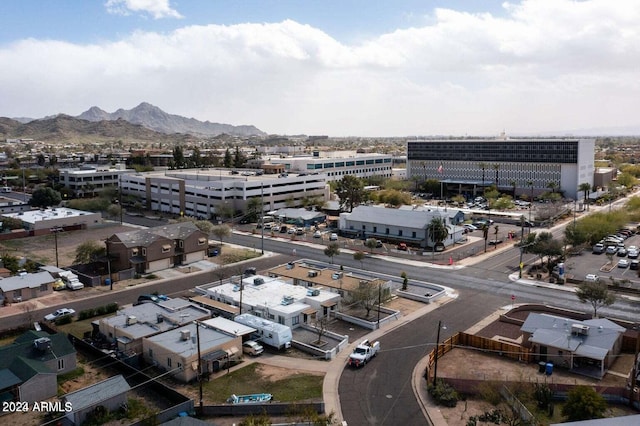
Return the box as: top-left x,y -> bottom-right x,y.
279,225 -> 288,233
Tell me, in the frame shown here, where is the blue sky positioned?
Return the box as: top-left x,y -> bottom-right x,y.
1,0 -> 639,136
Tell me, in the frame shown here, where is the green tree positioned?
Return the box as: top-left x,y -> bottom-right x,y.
233,146 -> 246,168
194,220 -> 215,235
528,231 -> 563,268
561,385 -> 607,421
29,187 -> 62,208
74,241 -> 105,265
427,217 -> 448,249
617,172 -> 637,189
172,145 -> 185,168
420,179 -> 441,196
579,182 -> 591,211
324,243 -> 340,264
401,271 -> 408,291
576,281 -> 616,318
365,238 -> 378,253
245,197 -> 262,222
335,175 -> 364,212
36,153 -> 45,167
350,280 -> 378,317
353,251 -> 365,269
1,254 -> 20,274
211,224 -> 231,245
223,148 -> 233,168
189,147 -> 202,168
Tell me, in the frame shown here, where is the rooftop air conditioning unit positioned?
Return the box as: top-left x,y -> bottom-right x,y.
253,277 -> 265,285
33,337 -> 51,351
126,315 -> 137,326
307,289 -> 320,297
308,270 -> 318,277
180,329 -> 191,341
281,295 -> 294,306
571,324 -> 590,335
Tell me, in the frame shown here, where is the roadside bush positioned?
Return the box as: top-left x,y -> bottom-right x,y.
54,315 -> 73,326
428,379 -> 459,407
105,302 -> 118,313
94,305 -> 106,316
77,309 -> 95,321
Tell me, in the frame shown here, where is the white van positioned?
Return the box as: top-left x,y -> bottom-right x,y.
1,187 -> 11,193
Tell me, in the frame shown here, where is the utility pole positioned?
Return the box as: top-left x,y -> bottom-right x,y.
433,320 -> 443,386
51,227 -> 63,267
260,183 -> 265,255
196,322 -> 203,413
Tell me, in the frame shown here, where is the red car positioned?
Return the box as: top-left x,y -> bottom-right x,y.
397,242 -> 408,251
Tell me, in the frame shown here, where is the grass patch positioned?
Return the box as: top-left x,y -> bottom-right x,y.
57,367 -> 85,384
219,247 -> 262,264
202,363 -> 323,403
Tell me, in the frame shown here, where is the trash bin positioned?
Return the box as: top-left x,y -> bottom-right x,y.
539,361 -> 546,373
545,362 -> 554,376
104,278 -> 111,287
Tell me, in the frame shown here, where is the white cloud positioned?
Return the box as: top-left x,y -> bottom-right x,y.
2,0 -> 640,136
105,0 -> 183,19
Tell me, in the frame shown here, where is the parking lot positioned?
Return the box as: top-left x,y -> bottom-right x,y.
567,230 -> 640,284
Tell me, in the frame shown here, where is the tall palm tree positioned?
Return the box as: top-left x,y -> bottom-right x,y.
427,216 -> 449,252
579,182 -> 591,211
547,181 -> 559,194
479,162 -> 487,194
509,180 -> 517,198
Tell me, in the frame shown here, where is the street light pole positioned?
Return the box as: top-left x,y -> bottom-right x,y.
377,282 -> 381,329
51,227 -> 63,267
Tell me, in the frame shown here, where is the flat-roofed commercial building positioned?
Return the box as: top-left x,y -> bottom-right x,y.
269,152 -> 393,182
407,137 -> 595,200
120,168 -> 329,219
59,164 -> 132,198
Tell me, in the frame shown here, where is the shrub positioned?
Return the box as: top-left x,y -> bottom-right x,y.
77,309 -> 95,321
55,315 -> 73,325
105,303 -> 119,313
428,379 -> 459,407
95,306 -> 106,316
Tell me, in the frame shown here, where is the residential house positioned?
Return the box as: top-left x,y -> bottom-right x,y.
204,274 -> 341,328
268,260 -> 393,301
0,271 -> 55,304
62,374 -> 130,425
271,208 -> 326,227
0,330 -> 76,403
143,322 -> 242,382
98,298 -> 211,354
521,313 -> 625,378
106,222 -> 208,274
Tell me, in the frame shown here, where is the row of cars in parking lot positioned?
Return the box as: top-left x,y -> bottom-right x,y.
592,228 -> 639,270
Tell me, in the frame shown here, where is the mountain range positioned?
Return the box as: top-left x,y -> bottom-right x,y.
1,102 -> 265,142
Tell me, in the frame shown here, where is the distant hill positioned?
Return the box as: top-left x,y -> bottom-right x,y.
76,102 -> 266,137
0,114 -> 201,144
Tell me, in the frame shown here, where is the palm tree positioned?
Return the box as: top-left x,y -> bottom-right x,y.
493,164 -> 500,188
427,217 -> 449,253
479,162 -> 487,195
579,182 -> 591,211
509,180 -> 517,198
547,181 -> 559,194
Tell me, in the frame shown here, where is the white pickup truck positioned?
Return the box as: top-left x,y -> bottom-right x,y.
348,339 -> 380,367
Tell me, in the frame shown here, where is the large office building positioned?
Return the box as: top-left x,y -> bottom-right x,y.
120,168 -> 329,219
59,164 -> 133,197
407,137 -> 595,200
267,152 -> 393,182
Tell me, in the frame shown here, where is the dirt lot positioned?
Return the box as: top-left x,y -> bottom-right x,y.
0,223 -> 134,268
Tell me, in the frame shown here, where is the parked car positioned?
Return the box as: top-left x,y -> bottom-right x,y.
313,230 -> 322,238
605,245 -> 618,255
397,242 -> 408,251
279,225 -> 288,233
592,243 -> 605,254
631,260 -> 639,270
329,233 -> 338,241
628,249 -> 639,259
618,259 -> 629,268
44,308 -> 75,321
295,228 -> 305,235
463,224 -> 478,231
52,279 -> 66,291
585,274 -> 600,282
287,227 -> 296,234
488,239 -> 503,245
242,340 -> 264,356
617,248 -> 628,257
375,240 -> 383,248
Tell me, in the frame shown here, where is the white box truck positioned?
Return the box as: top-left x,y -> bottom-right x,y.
234,313 -> 292,350
59,270 -> 84,291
